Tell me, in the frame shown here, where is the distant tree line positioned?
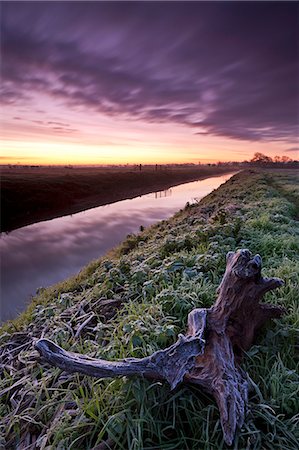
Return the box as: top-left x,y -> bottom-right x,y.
250,152 -> 295,164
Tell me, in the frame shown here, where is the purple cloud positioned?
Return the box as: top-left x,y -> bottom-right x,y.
1,1 -> 298,142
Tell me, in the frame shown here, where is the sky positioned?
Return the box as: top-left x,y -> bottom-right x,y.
1,1 -> 298,165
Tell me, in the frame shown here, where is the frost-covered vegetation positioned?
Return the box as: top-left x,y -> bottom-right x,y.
1,169 -> 298,449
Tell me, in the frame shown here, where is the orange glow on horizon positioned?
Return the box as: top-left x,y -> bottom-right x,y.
1,137 -> 295,166
1,98 -> 296,166
1,3 -> 297,169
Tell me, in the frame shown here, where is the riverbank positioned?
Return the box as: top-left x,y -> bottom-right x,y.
1,173 -> 235,323
1,164 -> 238,232
1,169 -> 298,449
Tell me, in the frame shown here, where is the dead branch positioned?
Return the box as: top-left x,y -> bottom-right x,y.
35,249 -> 285,445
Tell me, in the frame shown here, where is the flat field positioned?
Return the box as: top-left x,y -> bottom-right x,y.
1,164 -> 236,232
0,169 -> 298,449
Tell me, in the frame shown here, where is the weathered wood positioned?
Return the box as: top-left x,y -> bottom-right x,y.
35,249 -> 285,445
35,330 -> 205,388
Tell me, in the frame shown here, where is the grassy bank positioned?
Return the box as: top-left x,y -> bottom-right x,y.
1,164 -> 236,232
1,169 -> 298,449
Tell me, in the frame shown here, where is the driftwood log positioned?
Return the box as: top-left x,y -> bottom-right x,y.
35,249 -> 285,445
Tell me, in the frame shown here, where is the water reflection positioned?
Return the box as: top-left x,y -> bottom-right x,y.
154,189 -> 172,198
0,173 -> 235,322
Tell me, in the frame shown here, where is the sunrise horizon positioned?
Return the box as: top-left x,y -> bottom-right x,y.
1,2 -> 298,166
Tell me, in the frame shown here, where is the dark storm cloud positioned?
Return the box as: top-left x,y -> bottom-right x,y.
1,1 -> 298,142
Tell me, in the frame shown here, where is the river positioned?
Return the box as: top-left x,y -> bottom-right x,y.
0,172 -> 236,322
